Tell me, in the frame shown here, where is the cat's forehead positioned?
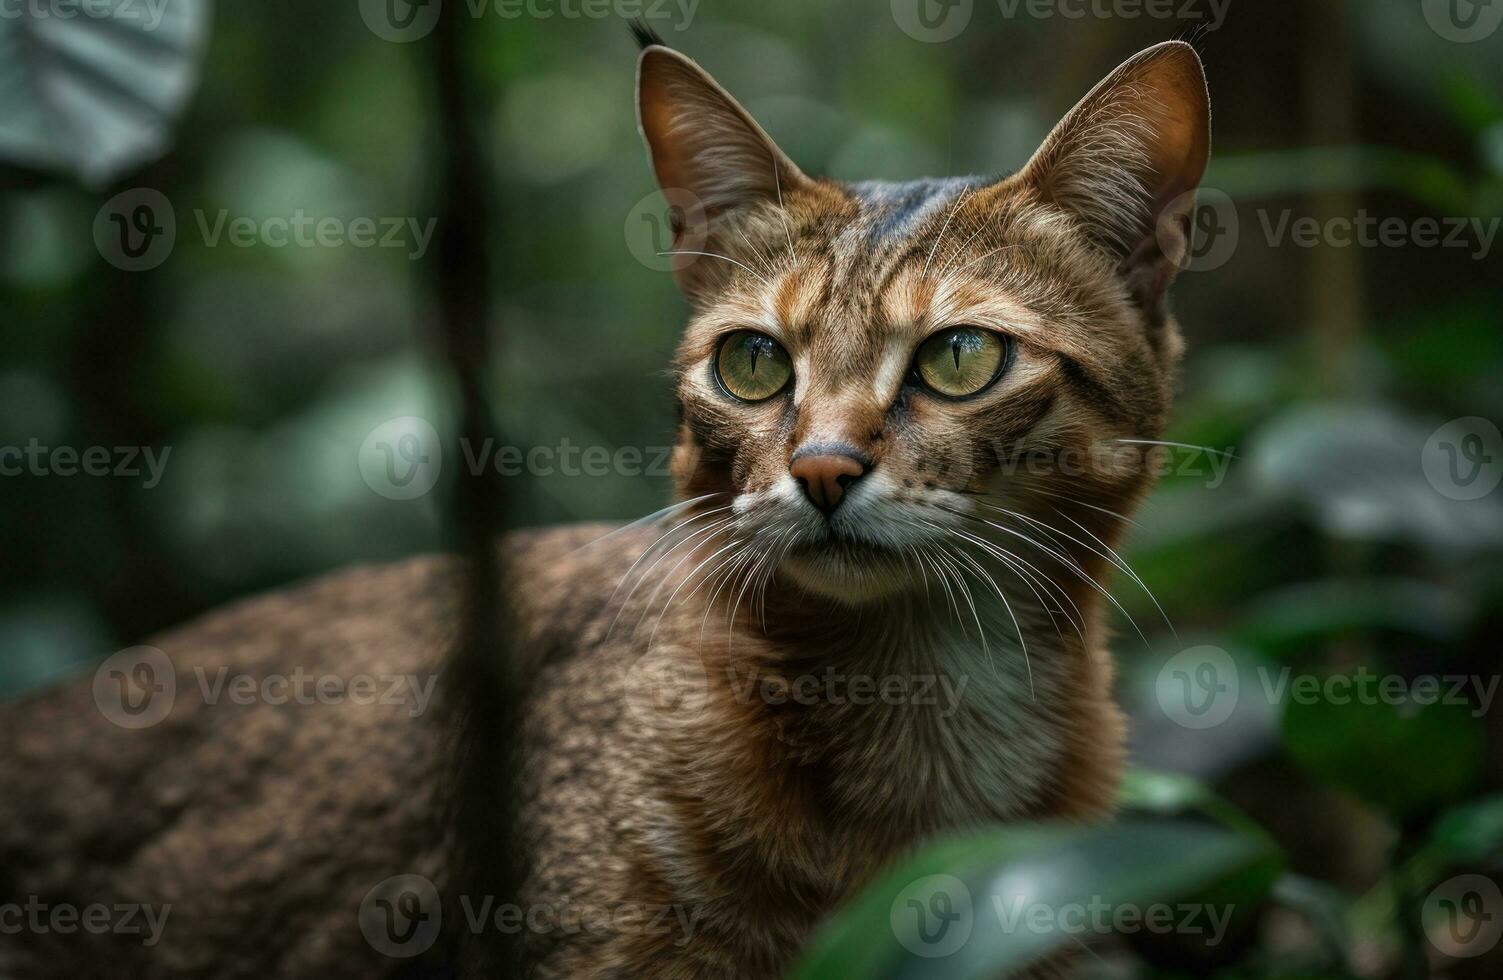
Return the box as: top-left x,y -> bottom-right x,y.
838,176 -> 995,250
769,175 -> 1006,333
771,175 -> 1049,334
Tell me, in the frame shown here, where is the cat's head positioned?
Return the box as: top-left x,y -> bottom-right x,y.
636,40 -> 1209,602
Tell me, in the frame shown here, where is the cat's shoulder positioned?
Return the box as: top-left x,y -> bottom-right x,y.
502,520 -> 661,658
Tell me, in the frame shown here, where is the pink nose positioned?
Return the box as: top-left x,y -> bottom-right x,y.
790,452 -> 868,515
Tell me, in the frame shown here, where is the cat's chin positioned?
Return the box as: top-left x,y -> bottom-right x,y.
778,544 -> 916,604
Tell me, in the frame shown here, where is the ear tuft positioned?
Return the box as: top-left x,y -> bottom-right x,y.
1022,41 -> 1211,306
629,18 -> 665,51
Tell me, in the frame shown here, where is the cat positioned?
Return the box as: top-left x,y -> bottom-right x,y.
0,30 -> 1209,980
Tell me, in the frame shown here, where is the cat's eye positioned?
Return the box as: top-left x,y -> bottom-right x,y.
913,327 -> 1008,399
715,331 -> 793,402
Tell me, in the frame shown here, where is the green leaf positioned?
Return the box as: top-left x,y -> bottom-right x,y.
1232,578 -> 1473,659
1349,795 -> 1503,942
1380,297 -> 1503,392
791,820 -> 1282,980
0,0 -> 212,185
1121,769 -> 1272,844
1427,794 -> 1503,866
1283,690 -> 1485,819
1270,874 -> 1358,968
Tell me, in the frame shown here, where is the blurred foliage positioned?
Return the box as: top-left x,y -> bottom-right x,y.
2,0 -> 1502,976
794,811 -> 1283,979
0,0 -> 211,184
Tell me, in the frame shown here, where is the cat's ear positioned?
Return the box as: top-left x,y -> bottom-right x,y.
1020,41 -> 1210,307
636,44 -> 810,229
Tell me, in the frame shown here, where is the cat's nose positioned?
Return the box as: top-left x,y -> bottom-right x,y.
790,447 -> 869,515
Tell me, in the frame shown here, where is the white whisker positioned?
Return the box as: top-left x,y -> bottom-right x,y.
700,538 -> 762,642
771,153 -> 797,266
949,545 -> 1035,698
609,514 -> 732,639
922,188 -> 973,278
977,500 -> 1173,639
657,250 -> 771,287
647,534 -> 746,647
734,225 -> 780,280
941,521 -> 1084,647
602,503 -> 733,620
576,493 -> 725,555
948,244 -> 1019,279
1112,438 -> 1236,459
918,545 -> 963,629
934,219 -> 991,281
955,509 -> 1149,648
1046,505 -> 1176,641
971,485 -> 1142,531
929,542 -> 997,681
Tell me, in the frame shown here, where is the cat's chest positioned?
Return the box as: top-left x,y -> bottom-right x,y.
626,600 -> 1089,936
737,612 -> 1076,842
833,634 -> 1067,815
648,623 -> 1076,929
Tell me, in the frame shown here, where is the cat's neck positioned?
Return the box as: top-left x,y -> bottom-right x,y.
649,573 -> 1121,909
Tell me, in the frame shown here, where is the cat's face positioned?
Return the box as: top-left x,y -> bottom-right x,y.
638,42 -> 1209,601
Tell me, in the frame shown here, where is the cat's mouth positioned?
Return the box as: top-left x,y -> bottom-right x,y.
779,533 -> 919,600
789,533 -> 901,562
732,477 -> 957,599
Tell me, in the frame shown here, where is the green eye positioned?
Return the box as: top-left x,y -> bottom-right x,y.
914,327 -> 1007,398
715,331 -> 792,402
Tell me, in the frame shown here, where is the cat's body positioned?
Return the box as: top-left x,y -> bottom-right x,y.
0,519 -> 1112,978
1,35 -> 1209,980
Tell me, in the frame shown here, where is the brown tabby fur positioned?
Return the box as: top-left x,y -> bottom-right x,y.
0,36 -> 1209,980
